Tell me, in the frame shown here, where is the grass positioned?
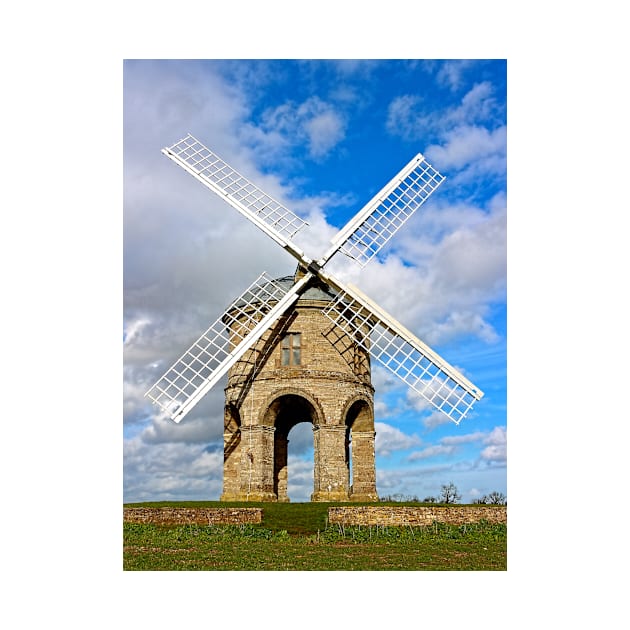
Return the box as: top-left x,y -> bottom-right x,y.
123,501 -> 507,571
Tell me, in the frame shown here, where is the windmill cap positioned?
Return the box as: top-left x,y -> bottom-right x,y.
227,275 -> 339,314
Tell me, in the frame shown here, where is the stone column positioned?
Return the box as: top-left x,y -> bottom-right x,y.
350,430 -> 378,501
311,424 -> 350,501
274,433 -> 290,502
220,427 -> 241,501
238,425 -> 277,501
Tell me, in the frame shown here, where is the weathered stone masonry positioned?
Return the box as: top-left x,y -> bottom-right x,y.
220,274 -> 378,503
328,506 -> 507,526
123,507 -> 263,525
123,506 -> 505,526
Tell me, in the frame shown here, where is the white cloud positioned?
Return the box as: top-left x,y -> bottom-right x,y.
386,80 -> 503,143
123,373 -> 154,425
430,311 -> 500,345
376,465 -> 450,496
456,81 -> 499,121
403,387 -> 433,414
338,196 -> 506,346
403,426 -> 507,467
141,406 -> 223,445
124,438 -> 224,503
287,422 -> 315,455
441,431 -> 487,445
435,60 -> 477,91
408,444 -> 457,461
287,455 -> 315,502
123,317 -> 150,346
258,96 -> 346,160
385,82 -> 506,201
375,422 -> 421,456
431,197 -> 506,293
371,365 -> 403,398
304,108 -> 345,158
386,94 -> 428,140
423,410 -> 454,430
480,426 -> 507,463
292,197 -> 357,261
425,124 -> 506,172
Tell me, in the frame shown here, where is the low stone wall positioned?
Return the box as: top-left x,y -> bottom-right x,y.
123,507 -> 262,525
328,506 -> 506,526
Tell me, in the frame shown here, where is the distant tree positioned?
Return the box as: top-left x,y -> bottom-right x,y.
439,482 -> 461,504
423,496 -> 437,503
379,494 -> 413,503
473,496 -> 488,504
487,491 -> 507,505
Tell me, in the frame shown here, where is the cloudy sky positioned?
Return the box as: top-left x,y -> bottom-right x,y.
123,60 -> 507,502
123,59 -> 507,504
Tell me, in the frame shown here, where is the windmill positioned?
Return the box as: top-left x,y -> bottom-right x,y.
145,134 -> 484,500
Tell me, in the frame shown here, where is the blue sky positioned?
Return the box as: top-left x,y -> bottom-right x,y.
123,59 -> 507,504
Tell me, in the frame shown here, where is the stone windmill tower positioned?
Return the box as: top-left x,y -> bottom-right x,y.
146,135 -> 484,502
221,268 -> 377,502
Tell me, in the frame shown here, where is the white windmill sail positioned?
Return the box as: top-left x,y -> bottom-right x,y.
147,134 -> 483,426
162,134 -> 309,262
318,153 -> 445,267
146,272 -> 311,422
320,274 -> 483,425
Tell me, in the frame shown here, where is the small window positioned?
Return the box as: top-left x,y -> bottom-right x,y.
281,333 -> 301,366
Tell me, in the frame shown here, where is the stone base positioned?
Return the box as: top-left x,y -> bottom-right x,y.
311,490 -> 350,502
220,492 -> 242,502
350,492 -> 379,502
220,492 -> 278,502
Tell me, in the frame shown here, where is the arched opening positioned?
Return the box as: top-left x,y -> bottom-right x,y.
285,422 -> 314,502
344,399 -> 376,499
262,394 -> 318,502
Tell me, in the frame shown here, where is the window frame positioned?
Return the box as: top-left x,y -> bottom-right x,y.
281,333 -> 302,366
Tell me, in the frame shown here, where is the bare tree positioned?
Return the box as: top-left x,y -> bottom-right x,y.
487,491 -> 507,505
439,482 -> 461,504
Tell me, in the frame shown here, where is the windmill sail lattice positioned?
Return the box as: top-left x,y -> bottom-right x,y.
319,153 -> 445,267
146,134 -> 484,425
162,134 -> 308,258
321,280 -> 482,424
146,272 -> 310,422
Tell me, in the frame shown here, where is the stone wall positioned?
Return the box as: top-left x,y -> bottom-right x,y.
123,507 -> 262,525
328,506 -> 506,526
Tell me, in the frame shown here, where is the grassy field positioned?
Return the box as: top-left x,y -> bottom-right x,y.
123,501 -> 507,571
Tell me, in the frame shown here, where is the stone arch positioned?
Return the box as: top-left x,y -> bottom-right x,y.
259,391 -> 321,502
342,396 -> 374,431
258,386 -> 324,427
